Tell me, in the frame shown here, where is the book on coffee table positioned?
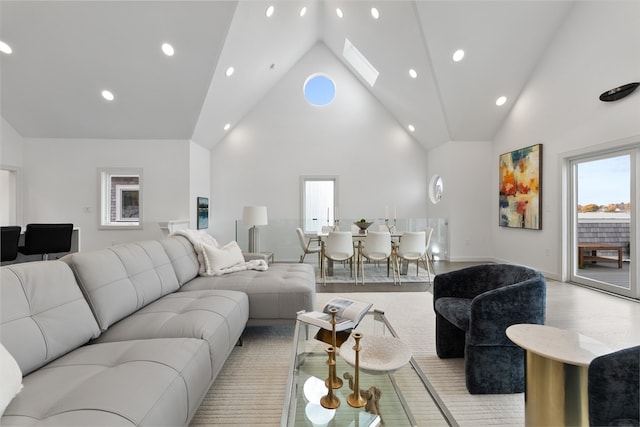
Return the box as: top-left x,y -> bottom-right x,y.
297,297 -> 373,332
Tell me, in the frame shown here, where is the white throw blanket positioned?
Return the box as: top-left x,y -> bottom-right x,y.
172,229 -> 268,276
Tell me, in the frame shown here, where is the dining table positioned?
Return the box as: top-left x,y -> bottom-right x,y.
313,228 -> 404,277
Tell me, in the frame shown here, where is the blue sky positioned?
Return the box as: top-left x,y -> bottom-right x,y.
577,155 -> 630,205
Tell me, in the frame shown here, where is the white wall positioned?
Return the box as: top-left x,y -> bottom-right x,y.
1,118 -> 24,167
209,43 -> 429,245
1,118 -> 25,225
426,140 -> 493,261
492,1 -> 640,278
22,138 -> 191,250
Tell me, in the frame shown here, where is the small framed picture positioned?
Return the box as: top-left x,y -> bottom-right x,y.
197,197 -> 209,230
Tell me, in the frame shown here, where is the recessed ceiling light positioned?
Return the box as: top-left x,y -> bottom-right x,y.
408,124 -> 415,132
223,123 -> 231,131
496,96 -> 507,106
409,69 -> 418,79
452,49 -> 465,62
266,5 -> 274,17
101,90 -> 114,101
161,43 -> 174,56
0,40 -> 12,54
225,67 -> 234,77
336,8 -> 343,18
371,8 -> 380,19
300,6 -> 307,17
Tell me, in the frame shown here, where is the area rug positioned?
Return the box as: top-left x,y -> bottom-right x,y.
190,292 -> 524,427
314,261 -> 433,293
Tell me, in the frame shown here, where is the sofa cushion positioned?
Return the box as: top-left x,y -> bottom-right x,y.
434,297 -> 472,331
0,261 -> 100,375
159,235 -> 200,285
63,240 -> 180,330
181,263 -> 316,325
93,289 -> 248,378
1,338 -> 212,426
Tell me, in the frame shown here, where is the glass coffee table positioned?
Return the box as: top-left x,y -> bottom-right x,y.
281,310 -> 456,426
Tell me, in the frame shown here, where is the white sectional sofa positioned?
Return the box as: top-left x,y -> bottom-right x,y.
0,234 -> 315,426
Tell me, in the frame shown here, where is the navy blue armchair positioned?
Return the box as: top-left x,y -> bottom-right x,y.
433,263 -> 546,394
588,345 -> 640,427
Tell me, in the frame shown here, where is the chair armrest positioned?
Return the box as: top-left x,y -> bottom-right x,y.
468,279 -> 546,346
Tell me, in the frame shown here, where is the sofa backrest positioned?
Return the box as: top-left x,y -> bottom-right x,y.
0,261 -> 101,375
62,240 -> 180,331
159,235 -> 200,285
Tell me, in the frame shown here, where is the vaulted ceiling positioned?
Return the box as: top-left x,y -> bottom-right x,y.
0,1 -> 576,151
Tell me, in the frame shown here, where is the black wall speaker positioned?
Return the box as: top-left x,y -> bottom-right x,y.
599,82 -> 639,102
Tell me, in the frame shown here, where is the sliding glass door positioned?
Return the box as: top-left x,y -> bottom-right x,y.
569,147 -> 638,298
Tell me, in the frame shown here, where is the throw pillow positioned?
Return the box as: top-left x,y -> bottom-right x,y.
0,343 -> 23,415
200,240 -> 245,274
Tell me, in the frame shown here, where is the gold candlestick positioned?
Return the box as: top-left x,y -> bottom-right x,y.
325,308 -> 343,389
346,332 -> 367,408
320,346 -> 341,409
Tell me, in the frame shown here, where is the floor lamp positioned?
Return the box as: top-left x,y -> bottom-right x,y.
242,206 -> 268,253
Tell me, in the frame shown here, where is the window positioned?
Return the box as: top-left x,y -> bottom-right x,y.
304,74 -> 335,106
301,176 -> 338,232
99,168 -> 142,229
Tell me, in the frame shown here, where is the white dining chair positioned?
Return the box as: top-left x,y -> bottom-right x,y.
322,231 -> 357,286
396,231 -> 429,285
295,227 -> 321,264
423,227 -> 436,282
359,231 -> 398,286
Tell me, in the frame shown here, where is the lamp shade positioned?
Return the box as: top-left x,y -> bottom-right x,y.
242,206 -> 268,226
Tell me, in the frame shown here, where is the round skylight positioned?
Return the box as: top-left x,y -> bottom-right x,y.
304,74 -> 336,106
452,49 -> 465,62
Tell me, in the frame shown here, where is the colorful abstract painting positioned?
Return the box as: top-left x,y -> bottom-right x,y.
499,144 -> 542,229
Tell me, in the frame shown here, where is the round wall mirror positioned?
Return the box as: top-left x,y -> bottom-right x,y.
429,175 -> 443,204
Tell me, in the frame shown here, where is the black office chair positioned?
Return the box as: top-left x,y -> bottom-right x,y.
1,226 -> 22,262
18,223 -> 73,260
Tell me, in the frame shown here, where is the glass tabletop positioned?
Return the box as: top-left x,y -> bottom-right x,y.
281,310 -> 456,427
